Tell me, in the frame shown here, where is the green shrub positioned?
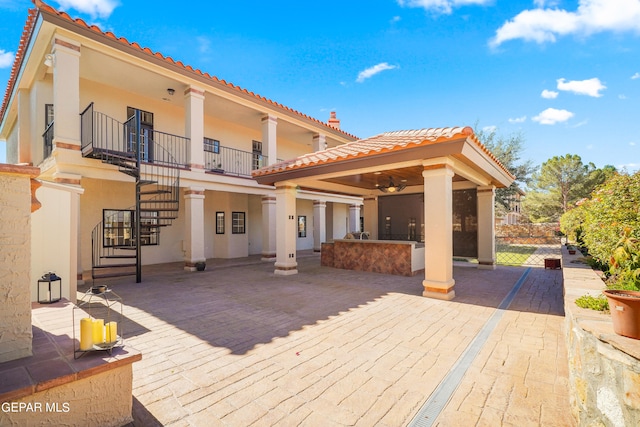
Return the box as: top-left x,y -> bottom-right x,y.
575,294 -> 609,311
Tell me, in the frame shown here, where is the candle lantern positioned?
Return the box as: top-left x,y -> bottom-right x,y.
73,285 -> 124,359
37,272 -> 61,304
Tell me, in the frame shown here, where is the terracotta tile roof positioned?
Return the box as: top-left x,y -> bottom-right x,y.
0,1 -> 358,140
252,126 -> 514,179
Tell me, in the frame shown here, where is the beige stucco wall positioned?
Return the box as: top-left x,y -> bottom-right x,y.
31,185 -> 74,302
5,121 -> 18,165
0,171 -> 33,363
0,364 -> 134,427
332,203 -> 348,240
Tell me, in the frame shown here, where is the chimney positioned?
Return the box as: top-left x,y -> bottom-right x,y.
328,111 -> 341,129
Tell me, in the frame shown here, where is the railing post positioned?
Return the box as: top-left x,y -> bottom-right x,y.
135,109 -> 142,283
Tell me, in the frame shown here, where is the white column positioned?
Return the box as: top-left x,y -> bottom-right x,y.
261,196 -> 276,260
51,36 -> 81,148
17,89 -> 31,164
274,183 -> 297,275
313,200 -> 326,252
262,115 -> 278,165
69,189 -> 81,303
422,163 -> 455,300
185,86 -> 205,172
349,204 -> 361,233
312,133 -> 326,152
363,196 -> 378,239
477,185 -> 497,270
184,188 -> 206,271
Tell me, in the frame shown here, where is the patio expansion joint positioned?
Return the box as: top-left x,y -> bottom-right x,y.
407,267 -> 532,427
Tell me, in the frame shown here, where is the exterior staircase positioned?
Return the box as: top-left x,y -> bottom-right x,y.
80,103 -> 182,283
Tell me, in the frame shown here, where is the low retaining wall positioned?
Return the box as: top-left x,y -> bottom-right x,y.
562,247 -> 640,426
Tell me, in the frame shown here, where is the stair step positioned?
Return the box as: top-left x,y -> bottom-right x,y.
140,207 -> 179,212
121,169 -> 138,178
101,255 -> 137,260
92,271 -> 136,279
138,180 -> 157,186
94,263 -> 137,269
139,190 -> 172,195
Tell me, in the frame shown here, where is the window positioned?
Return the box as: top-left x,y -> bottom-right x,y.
232,212 -> 245,234
298,216 -> 307,238
45,104 -> 54,127
216,212 -> 225,234
204,137 -> 220,154
126,107 -> 154,161
252,140 -> 263,170
103,209 -> 158,247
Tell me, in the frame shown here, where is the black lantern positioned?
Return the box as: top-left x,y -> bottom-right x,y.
37,272 -> 62,304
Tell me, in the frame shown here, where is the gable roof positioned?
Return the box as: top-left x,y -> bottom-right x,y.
252,126 -> 515,186
0,1 -> 358,141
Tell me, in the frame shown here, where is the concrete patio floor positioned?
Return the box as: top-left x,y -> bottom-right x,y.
87,252 -> 574,426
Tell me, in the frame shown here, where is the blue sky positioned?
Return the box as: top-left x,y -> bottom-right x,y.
1,0 -> 639,173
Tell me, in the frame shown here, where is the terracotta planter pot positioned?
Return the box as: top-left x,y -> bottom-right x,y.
603,290 -> 640,339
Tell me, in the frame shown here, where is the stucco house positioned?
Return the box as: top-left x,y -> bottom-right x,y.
0,1 -> 364,302
1,1 -> 513,303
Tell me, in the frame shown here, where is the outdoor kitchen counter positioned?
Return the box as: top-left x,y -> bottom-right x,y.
321,239 -> 425,277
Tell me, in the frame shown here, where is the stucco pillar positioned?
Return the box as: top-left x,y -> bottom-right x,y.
313,200 -> 326,252
349,204 -> 361,233
477,185 -> 497,270
274,183 -> 297,275
262,115 -> 278,166
422,163 -> 455,300
184,188 -> 206,271
312,133 -> 326,152
51,36 -> 81,148
261,196 -> 276,260
363,196 -> 378,239
17,89 -> 31,164
185,86 -> 205,172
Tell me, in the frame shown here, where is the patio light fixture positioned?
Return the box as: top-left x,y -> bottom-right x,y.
377,177 -> 406,193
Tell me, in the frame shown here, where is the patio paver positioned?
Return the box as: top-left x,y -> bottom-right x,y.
89,254 -> 573,426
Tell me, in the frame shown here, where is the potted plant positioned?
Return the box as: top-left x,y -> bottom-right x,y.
195,261 -> 206,271
603,228 -> 640,339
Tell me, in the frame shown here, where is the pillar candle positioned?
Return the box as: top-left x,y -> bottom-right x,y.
92,318 -> 104,344
80,318 -> 93,350
105,321 -> 118,344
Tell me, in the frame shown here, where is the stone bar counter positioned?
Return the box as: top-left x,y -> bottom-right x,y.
321,239 -> 425,277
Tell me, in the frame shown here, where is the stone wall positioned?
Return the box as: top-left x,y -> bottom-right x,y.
0,365 -> 134,427
0,165 -> 39,363
562,247 -> 640,427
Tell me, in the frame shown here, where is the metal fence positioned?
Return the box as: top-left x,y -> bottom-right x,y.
495,235 -> 562,267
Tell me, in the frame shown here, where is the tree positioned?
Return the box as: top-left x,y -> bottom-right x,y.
580,171 -> 640,263
523,154 -> 612,222
474,127 -> 536,213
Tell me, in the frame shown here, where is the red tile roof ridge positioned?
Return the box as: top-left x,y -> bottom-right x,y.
1,1 -> 359,140
252,125 -> 514,180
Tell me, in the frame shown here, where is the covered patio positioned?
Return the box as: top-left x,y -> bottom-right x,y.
253,127 -> 515,299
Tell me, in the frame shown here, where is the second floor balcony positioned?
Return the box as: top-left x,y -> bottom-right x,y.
79,103 -> 273,179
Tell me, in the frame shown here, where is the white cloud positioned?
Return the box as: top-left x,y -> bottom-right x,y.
630,141 -> 637,146
632,72 -> 640,79
541,89 -> 559,99
356,62 -> 398,83
56,0 -> 119,19
0,49 -> 14,68
532,108 -> 574,125
619,94 -> 628,99
490,0 -> 640,47
508,116 -> 527,123
557,77 -> 606,97
482,125 -> 497,133
397,0 -> 492,15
